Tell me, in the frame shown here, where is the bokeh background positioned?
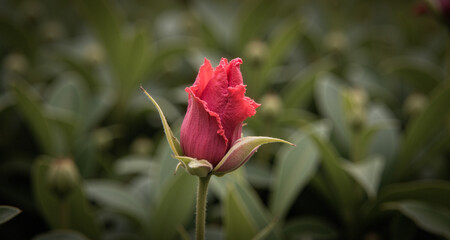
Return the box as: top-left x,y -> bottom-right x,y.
1,0 -> 450,239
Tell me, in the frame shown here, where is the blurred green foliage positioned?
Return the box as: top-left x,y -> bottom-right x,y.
0,0 -> 449,239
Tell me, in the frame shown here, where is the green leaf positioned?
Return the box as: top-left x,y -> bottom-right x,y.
245,164 -> 272,189
315,75 -> 351,150
270,122 -> 329,219
284,217 -> 338,240
0,206 -> 21,224
366,104 -> 400,163
77,0 -> 151,100
224,184 -> 258,240
233,182 -> 278,239
263,19 -> 302,74
253,19 -> 302,96
59,56 -> 98,91
84,180 -> 149,225
141,87 -> 182,156
213,136 -> 293,175
150,170 -> 197,239
386,201 -> 450,239
378,180 -> 450,207
32,158 -> 100,239
0,16 -> 36,60
216,172 -> 279,240
121,28 -> 152,94
381,56 -> 442,93
75,0 -> 122,72
156,137 -> 181,187
342,156 -> 385,198
236,0 -> 277,50
12,82 -> 58,155
282,57 -> 334,108
394,85 -> 450,181
252,218 -> 278,240
309,126 -> 356,213
209,169 -> 247,200
348,65 -> 396,104
47,74 -> 87,118
46,74 -> 88,144
33,230 -> 88,240
114,156 -> 158,176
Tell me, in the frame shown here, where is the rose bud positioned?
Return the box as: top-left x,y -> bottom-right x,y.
180,58 -> 260,166
141,58 -> 293,177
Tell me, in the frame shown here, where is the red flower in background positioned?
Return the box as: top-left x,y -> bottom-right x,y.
180,58 -> 260,166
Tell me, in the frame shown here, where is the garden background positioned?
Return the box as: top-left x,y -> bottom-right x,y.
0,0 -> 449,239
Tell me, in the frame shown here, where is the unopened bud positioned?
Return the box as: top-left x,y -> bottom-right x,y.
3,53 -> 28,74
325,31 -> 348,52
40,21 -> 65,42
244,40 -> 268,65
343,88 -> 368,131
83,43 -> 104,65
47,158 -> 79,199
131,137 -> 153,155
404,93 -> 427,117
260,93 -> 283,117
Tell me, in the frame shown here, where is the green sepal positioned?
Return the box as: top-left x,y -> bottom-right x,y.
141,86 -> 183,156
174,156 -> 213,177
213,136 -> 294,175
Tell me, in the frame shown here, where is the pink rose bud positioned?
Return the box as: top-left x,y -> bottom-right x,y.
142,57 -> 292,177
180,58 -> 260,167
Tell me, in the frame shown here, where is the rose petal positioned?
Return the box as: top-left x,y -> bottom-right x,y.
226,58 -> 243,87
180,89 -> 228,166
200,63 -> 228,113
193,58 -> 214,97
221,84 -> 260,144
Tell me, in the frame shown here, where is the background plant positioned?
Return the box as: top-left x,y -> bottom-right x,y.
0,0 -> 449,239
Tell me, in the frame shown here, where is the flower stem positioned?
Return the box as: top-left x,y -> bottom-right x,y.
196,174 -> 211,240
60,198 -> 69,229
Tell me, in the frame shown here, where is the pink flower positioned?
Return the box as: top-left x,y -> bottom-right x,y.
180,58 -> 260,167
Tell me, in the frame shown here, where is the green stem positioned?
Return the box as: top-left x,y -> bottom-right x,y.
351,128 -> 363,162
196,175 -> 211,240
60,199 -> 69,229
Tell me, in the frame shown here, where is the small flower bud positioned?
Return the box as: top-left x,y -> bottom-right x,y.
83,43 -> 104,65
40,20 -> 65,42
404,93 -> 428,117
244,40 -> 268,65
325,31 -> 348,52
260,93 -> 283,117
343,88 -> 368,131
3,53 -> 28,74
131,137 -> 153,155
47,158 -> 79,199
